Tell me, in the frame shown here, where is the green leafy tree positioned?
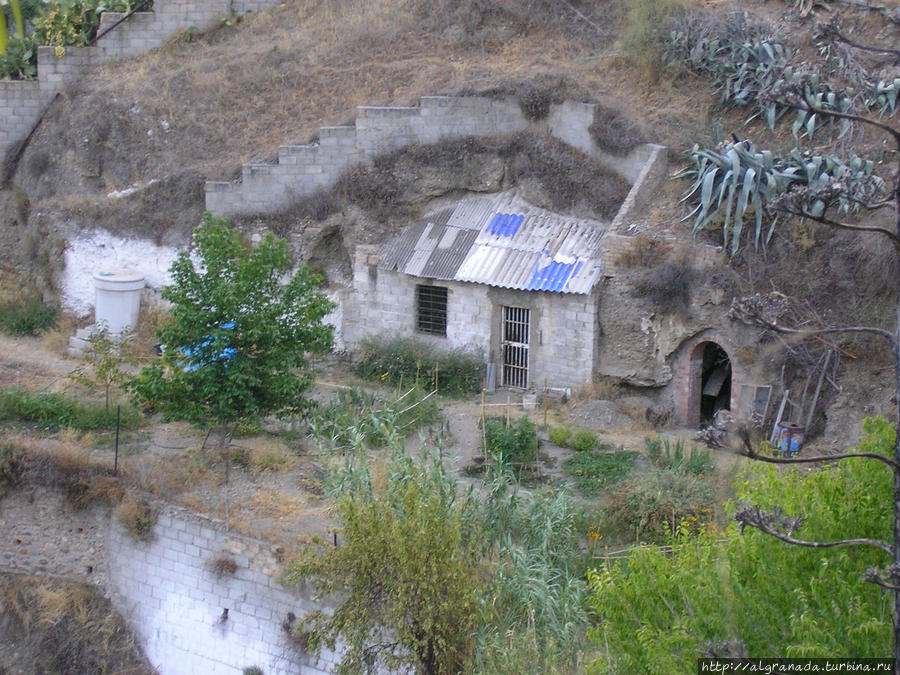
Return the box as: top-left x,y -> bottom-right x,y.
587,418 -> 894,673
130,211 -> 333,442
72,324 -> 135,412
289,450 -> 482,675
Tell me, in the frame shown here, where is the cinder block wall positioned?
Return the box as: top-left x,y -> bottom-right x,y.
108,503 -> 337,675
344,258 -> 600,392
205,97 -> 664,219
0,0 -> 283,162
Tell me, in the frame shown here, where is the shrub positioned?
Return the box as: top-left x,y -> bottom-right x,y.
34,0 -> 146,48
0,387 -> 143,431
645,436 -> 715,476
570,428 -> 599,452
354,335 -> 483,396
483,416 -> 538,468
633,260 -> 695,313
115,495 -> 157,542
589,105 -> 646,156
0,35 -> 36,79
606,467 -> 715,541
563,450 -> 634,496
209,555 -> 238,578
548,425 -> 572,447
0,296 -> 58,336
308,387 -> 439,453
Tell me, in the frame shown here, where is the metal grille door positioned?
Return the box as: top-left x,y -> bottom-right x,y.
501,306 -> 530,388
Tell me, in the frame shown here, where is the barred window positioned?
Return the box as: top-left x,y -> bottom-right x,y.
416,285 -> 448,337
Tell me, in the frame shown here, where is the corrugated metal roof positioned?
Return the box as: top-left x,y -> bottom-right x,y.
379,191 -> 607,294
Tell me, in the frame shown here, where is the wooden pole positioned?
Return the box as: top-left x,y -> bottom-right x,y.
804,351 -> 832,432
481,386 -> 488,455
543,378 -> 548,431
506,393 -> 511,427
771,389 -> 790,445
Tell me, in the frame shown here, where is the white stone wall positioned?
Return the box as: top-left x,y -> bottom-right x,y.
344,257 -> 599,392
108,503 -> 337,675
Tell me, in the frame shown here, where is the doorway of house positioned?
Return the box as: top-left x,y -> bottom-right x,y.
501,306 -> 530,388
698,342 -> 732,426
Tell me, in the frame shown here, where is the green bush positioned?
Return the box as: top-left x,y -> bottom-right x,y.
548,425 -> 571,447
570,428 -> 599,452
0,35 -> 36,79
0,387 -> 144,431
563,450 -> 634,496
34,0 -> 146,48
606,467 -> 715,542
645,436 -> 715,476
308,387 -> 438,453
354,335 -> 483,396
483,416 -> 538,467
0,296 -> 58,335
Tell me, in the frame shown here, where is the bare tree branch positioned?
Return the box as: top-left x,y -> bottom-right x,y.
780,205 -> 900,251
735,505 -> 893,555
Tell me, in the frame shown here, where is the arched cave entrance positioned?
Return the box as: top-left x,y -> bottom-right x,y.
689,341 -> 732,427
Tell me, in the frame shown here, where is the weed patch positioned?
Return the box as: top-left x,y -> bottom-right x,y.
606,467 -> 715,542
355,335 -> 483,396
115,494 -> 158,542
570,428 -> 600,453
548,425 -> 571,447
563,450 -> 635,496
645,436 -> 715,476
483,416 -> 538,468
0,387 -> 144,432
309,386 -> 439,453
0,296 -> 58,336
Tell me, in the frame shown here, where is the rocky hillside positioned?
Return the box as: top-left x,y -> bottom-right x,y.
0,0 -> 897,442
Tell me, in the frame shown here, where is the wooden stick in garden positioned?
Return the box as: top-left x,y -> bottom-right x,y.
506,394 -> 511,427
481,386 -> 487,455
543,378 -> 548,431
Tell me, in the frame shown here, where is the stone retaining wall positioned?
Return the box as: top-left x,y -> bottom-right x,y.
0,0 -> 283,162
0,487 -> 335,674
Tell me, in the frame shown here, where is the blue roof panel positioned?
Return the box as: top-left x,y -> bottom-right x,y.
487,213 -> 524,237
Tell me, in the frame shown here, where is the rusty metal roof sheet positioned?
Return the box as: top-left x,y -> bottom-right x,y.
379,192 -> 607,294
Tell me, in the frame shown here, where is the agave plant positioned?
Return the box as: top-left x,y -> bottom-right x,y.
678,140 -> 889,253
666,12 -> 896,142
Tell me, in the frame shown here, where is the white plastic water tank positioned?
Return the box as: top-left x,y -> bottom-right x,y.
93,269 -> 145,334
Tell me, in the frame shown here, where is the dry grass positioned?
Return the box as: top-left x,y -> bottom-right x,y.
0,432 -> 125,509
115,493 -> 158,541
238,436 -> 294,473
617,399 -> 656,432
0,574 -> 154,674
239,489 -> 310,519
208,554 -> 238,578
122,445 -> 216,498
572,374 -> 624,402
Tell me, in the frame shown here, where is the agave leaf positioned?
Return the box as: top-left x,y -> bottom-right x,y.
732,167 -> 756,254
805,113 -> 817,140
792,110 -> 806,137
752,188 -> 764,248
693,167 -> 720,232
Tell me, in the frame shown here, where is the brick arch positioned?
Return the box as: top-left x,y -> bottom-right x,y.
673,334 -> 742,428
